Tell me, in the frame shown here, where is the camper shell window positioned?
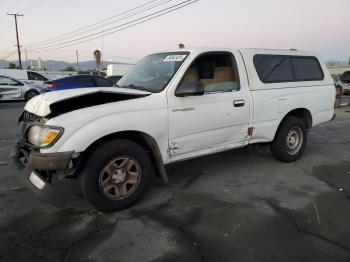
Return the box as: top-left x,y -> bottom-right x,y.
253,55 -> 324,83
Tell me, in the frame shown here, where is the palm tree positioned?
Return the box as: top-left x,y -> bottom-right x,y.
93,49 -> 102,71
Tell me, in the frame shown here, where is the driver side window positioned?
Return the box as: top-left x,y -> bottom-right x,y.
183,52 -> 240,93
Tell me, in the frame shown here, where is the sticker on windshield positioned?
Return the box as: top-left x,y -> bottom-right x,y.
163,55 -> 186,62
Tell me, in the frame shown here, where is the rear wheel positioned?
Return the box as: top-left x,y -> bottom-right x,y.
80,139 -> 153,212
271,116 -> 307,162
24,89 -> 39,101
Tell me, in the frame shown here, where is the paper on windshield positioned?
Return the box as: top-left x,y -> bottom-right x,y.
163,55 -> 187,62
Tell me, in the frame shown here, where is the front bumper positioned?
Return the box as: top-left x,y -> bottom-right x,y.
9,142 -> 73,207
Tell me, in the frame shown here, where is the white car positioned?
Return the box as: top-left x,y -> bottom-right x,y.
0,69 -> 48,87
0,75 -> 41,101
341,71 -> 350,95
10,48 -> 335,212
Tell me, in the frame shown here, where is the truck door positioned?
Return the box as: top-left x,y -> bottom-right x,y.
167,51 -> 250,160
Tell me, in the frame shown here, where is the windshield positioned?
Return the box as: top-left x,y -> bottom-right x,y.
118,52 -> 189,92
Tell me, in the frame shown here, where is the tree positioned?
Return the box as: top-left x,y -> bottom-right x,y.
62,66 -> 76,72
93,49 -> 102,71
7,63 -> 19,69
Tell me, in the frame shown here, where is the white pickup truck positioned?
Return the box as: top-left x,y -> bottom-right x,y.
10,48 -> 335,212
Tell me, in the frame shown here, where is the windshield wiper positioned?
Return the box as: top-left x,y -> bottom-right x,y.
121,84 -> 145,91
121,84 -> 157,93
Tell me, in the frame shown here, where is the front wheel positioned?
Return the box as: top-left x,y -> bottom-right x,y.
24,89 -> 39,101
80,139 -> 153,212
271,116 -> 307,162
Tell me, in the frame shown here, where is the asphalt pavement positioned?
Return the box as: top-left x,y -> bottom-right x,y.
0,101 -> 350,262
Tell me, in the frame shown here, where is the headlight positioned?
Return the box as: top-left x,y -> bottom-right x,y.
27,125 -> 63,148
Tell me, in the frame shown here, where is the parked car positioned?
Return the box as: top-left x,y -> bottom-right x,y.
340,71 -> 350,95
0,69 -> 48,87
107,75 -> 123,84
43,74 -> 115,92
11,48 -> 335,212
0,75 -> 41,101
331,74 -> 343,96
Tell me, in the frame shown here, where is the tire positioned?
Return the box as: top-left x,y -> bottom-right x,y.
80,139 -> 153,212
24,89 -> 39,101
271,116 -> 307,162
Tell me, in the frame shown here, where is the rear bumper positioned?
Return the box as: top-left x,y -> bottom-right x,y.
9,142 -> 74,207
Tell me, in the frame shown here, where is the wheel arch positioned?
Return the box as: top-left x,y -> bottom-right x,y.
274,108 -> 313,139
81,130 -> 168,183
24,89 -> 39,101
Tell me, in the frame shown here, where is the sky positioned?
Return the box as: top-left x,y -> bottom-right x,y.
0,0 -> 349,63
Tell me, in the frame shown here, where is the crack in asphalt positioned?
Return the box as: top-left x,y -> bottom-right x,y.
182,170 -> 204,189
0,240 -> 21,260
151,205 -> 206,262
297,163 -> 350,199
134,191 -> 206,262
296,165 -> 350,199
315,176 -> 350,199
0,210 -> 107,261
62,217 -> 119,262
11,238 -> 54,260
262,199 -> 350,252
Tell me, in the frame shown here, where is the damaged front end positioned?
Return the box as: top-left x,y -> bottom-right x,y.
10,88 -> 150,206
9,117 -> 77,207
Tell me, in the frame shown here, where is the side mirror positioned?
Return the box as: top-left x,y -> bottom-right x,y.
175,81 -> 204,97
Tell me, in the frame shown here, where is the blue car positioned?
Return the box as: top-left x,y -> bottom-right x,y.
43,75 -> 115,92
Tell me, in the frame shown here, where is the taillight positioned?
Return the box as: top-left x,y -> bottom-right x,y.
46,82 -> 58,88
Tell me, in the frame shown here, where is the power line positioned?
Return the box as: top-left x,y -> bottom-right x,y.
27,0 -> 198,52
0,0 -> 42,31
0,50 -> 17,60
21,0 -> 43,14
24,0 -> 160,47
28,0 -> 198,54
25,0 -> 175,48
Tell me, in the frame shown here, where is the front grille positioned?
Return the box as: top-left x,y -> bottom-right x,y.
20,111 -> 42,123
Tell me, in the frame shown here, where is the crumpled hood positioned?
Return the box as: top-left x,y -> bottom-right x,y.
24,87 -> 151,117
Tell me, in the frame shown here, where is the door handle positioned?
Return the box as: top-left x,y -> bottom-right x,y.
233,100 -> 245,107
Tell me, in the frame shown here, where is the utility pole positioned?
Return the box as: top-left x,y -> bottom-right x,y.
7,13 -> 23,69
75,50 -> 79,71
